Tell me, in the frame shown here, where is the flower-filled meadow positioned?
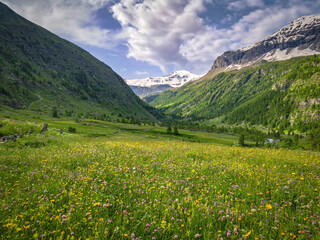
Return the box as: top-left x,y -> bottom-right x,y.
1,134 -> 319,239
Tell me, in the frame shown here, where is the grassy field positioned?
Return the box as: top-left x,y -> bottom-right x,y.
0,116 -> 319,240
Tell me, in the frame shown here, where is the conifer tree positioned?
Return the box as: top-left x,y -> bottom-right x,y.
239,133 -> 245,146
173,126 -> 179,135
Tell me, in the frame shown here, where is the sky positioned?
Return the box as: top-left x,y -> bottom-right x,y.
2,0 -> 320,79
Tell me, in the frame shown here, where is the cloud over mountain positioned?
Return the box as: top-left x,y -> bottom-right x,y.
3,0 -> 320,75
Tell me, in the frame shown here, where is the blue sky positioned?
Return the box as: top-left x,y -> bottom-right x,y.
3,0 -> 320,79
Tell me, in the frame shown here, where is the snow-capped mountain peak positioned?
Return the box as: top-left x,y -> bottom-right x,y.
126,70 -> 201,88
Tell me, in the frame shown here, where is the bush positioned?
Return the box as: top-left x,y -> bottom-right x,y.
309,129 -> 320,151
239,133 -> 245,146
166,125 -> 172,134
67,126 -> 76,133
52,109 -> 58,118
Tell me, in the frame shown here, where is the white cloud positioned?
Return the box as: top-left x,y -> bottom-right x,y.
227,0 -> 264,10
111,0 -> 209,72
2,0 -> 320,75
2,0 -> 117,49
135,71 -> 148,75
111,0 -> 318,74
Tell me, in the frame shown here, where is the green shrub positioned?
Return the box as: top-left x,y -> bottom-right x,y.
67,126 -> 76,133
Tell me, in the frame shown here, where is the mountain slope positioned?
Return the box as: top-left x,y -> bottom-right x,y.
150,55 -> 320,132
149,15 -> 320,132
201,14 -> 320,81
126,70 -> 201,98
0,3 -> 158,121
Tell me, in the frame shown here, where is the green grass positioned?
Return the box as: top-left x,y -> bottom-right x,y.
0,116 -> 319,240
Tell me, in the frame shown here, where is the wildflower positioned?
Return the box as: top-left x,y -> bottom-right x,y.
174,235 -> 178,239
195,233 -> 200,238
265,204 -> 272,210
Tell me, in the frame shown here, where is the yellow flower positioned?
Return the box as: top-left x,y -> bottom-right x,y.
265,204 -> 272,210
244,230 -> 252,237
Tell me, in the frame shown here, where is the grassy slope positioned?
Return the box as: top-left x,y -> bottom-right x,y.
0,3 -> 158,121
149,55 -> 320,131
0,116 -> 319,239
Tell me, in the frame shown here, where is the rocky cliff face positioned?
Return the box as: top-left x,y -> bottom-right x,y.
203,15 -> 320,80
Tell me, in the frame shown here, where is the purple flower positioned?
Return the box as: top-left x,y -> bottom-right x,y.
131,233 -> 135,238
195,233 -> 200,238
174,235 -> 178,239
146,223 -> 150,228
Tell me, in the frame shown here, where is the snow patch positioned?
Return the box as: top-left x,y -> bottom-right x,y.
262,47 -> 318,62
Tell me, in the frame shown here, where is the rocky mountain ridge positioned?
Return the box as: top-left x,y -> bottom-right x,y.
202,14 -> 320,80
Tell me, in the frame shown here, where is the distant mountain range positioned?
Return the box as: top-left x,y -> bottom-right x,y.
126,70 -> 201,98
0,3 -> 159,121
148,15 -> 320,132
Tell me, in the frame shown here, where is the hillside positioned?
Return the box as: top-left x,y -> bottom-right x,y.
149,55 -> 320,132
0,3 -> 158,121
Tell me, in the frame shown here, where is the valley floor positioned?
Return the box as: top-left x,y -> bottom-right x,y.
0,116 -> 319,239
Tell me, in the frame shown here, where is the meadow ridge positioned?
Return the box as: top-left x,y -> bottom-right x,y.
0,119 -> 319,239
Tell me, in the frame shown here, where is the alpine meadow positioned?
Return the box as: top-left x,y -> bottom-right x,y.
1,1 -> 320,240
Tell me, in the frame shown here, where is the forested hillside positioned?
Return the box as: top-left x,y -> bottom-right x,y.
149,55 -> 320,132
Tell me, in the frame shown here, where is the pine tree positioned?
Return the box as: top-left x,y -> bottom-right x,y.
173,126 -> 179,135
239,133 -> 245,146
52,109 -> 58,118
